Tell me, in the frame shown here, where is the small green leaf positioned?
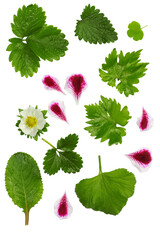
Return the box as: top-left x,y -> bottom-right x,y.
11,4 -> 46,38
59,151 -> 83,173
27,25 -> 69,61
99,48 -> 149,97
57,134 -> 79,151
5,152 -> 43,225
75,156 -> 136,215
75,4 -> 118,44
7,38 -> 40,77
127,21 -> 146,41
85,96 -> 131,145
43,149 -> 61,175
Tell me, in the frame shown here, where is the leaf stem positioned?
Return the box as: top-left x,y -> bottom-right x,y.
98,155 -> 102,174
25,210 -> 29,225
42,138 -> 56,149
141,25 -> 148,29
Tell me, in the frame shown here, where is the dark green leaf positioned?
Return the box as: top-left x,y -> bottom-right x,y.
43,149 -> 61,175
57,134 -> 79,151
59,151 -> 83,173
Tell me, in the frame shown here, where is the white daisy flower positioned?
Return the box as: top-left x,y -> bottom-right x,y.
18,106 -> 46,137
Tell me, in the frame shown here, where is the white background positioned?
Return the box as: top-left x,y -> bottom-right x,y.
0,0 -> 160,239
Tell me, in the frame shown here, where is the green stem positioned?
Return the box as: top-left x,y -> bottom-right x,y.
25,210 -> 29,225
141,25 -> 148,29
98,155 -> 102,174
42,138 -> 56,149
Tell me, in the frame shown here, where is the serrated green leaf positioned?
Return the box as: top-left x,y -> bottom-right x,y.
127,21 -> 145,41
75,156 -> 136,215
43,149 -> 61,175
59,151 -> 83,173
75,4 -> 118,44
5,152 -> 43,225
27,25 -> 69,61
85,96 -> 131,145
7,38 -> 40,77
42,134 -> 83,175
57,134 -> 79,151
11,4 -> 46,38
99,48 -> 149,97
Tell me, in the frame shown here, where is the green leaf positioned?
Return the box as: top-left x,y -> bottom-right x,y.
85,96 -> 131,145
27,25 -> 69,61
75,156 -> 136,215
75,4 -> 118,44
5,152 -> 43,225
127,21 -> 146,41
43,149 -> 61,175
99,48 -> 149,97
57,134 -> 79,151
7,38 -> 40,77
11,4 -> 46,38
42,134 -> 83,175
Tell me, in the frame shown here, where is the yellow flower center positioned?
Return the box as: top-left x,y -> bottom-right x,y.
26,116 -> 37,128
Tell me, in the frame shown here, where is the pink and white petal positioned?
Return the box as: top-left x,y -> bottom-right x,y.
65,74 -> 87,102
137,108 -> 153,131
126,149 -> 152,172
42,75 -> 64,93
54,193 -> 73,219
48,101 -> 67,122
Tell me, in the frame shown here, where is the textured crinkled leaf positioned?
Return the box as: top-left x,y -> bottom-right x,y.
85,96 -> 131,145
7,38 -> 40,77
11,4 -> 46,38
75,168 -> 136,215
43,149 -> 61,175
57,134 -> 79,151
127,21 -> 144,41
27,25 -> 69,61
99,48 -> 148,96
5,152 -> 43,213
75,4 -> 118,44
59,151 -> 83,173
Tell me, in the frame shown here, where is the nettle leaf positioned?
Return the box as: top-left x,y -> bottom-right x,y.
75,156 -> 136,215
43,134 -> 83,175
85,96 -> 131,146
99,48 -> 149,96
27,25 -> 69,61
127,21 -> 147,41
5,152 -> 43,225
7,38 -> 40,77
75,4 -> 118,44
7,4 -> 69,77
11,4 -> 46,38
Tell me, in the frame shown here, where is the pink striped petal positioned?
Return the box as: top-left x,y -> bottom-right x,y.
137,108 -> 152,131
42,75 -> 64,93
66,74 -> 87,102
48,101 -> 67,122
126,149 -> 152,171
54,193 -> 73,219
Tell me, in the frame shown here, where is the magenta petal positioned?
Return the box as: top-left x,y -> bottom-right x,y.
126,149 -> 152,170
54,193 -> 73,219
49,102 -> 67,122
137,108 -> 152,131
42,75 -> 63,93
66,74 -> 87,101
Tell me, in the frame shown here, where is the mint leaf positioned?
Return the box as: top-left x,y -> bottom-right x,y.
75,156 -> 136,215
57,134 -> 79,151
43,149 -> 61,175
99,48 -> 149,96
7,38 -> 40,77
42,134 -> 83,175
85,96 -> 131,145
75,4 -> 118,44
11,4 -> 46,38
27,25 -> 69,61
7,4 -> 69,77
127,21 -> 146,41
5,152 -> 43,225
